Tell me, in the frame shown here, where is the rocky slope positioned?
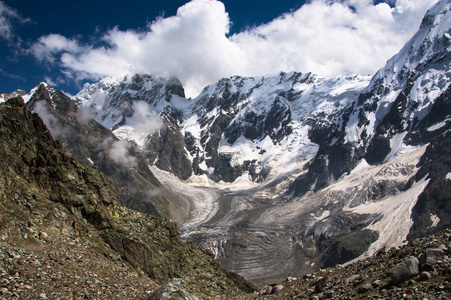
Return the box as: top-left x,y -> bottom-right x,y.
231,228 -> 451,299
24,82 -> 193,224
0,97 -> 254,298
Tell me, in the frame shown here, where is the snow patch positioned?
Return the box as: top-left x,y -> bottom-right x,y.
427,119 -> 449,132
314,210 -> 330,221
429,214 -> 440,229
349,159 -> 370,176
349,176 -> 430,260
384,132 -> 408,163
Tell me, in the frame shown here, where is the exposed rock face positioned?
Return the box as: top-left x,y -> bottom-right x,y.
407,88 -> 451,239
74,74 -> 193,181
0,97 -> 254,298
26,82 -> 191,223
146,114 -> 193,180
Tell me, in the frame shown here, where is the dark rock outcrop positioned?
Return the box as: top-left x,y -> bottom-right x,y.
26,83 -> 191,223
0,97 -> 254,298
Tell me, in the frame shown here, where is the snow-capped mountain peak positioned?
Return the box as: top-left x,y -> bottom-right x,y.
344,0 -> 451,161
74,73 -> 187,130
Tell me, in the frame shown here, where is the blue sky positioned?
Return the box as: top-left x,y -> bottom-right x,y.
0,0 -> 439,97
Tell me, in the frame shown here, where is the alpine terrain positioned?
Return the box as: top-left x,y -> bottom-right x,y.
1,0 -> 451,292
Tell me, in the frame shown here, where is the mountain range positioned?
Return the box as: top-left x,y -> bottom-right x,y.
2,0 -> 451,288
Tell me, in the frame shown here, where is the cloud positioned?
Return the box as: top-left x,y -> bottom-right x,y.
73,105 -> 95,125
31,34 -> 82,63
127,101 -> 164,133
32,100 -> 63,138
109,139 -> 137,167
0,67 -> 25,82
30,0 -> 438,97
112,101 -> 164,149
0,1 -> 30,41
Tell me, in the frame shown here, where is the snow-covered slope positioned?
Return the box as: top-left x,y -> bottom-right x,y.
346,0 -> 451,157
75,74 -> 187,130
75,71 -> 371,183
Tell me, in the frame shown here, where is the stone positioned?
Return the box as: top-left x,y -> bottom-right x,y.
417,271 -> 432,282
357,283 -> 373,293
387,256 -> 419,285
425,248 -> 445,265
344,274 -> 360,285
265,286 -> 273,294
373,280 -> 383,287
144,278 -> 199,300
285,277 -> 297,283
271,285 -> 284,294
421,263 -> 435,272
39,232 -> 49,242
418,253 -> 426,265
313,276 -> 330,293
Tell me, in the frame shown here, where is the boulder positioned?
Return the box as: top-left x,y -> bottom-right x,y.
357,283 -> 373,293
417,271 -> 432,282
425,248 -> 445,264
271,285 -> 284,294
387,256 -> 419,285
144,278 -> 199,300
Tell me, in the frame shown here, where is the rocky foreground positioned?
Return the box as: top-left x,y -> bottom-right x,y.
1,223 -> 450,300
233,228 -> 451,300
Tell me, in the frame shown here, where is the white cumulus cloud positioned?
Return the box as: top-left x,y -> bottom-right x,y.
30,0 -> 439,97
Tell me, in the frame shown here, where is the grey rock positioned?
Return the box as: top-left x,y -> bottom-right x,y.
344,274 -> 360,285
265,286 -> 273,294
418,252 -> 426,265
387,256 -> 419,285
39,232 -> 49,242
357,283 -> 373,293
372,279 -> 383,287
271,285 -> 284,294
425,248 -> 445,264
420,263 -> 435,272
285,277 -> 297,283
144,278 -> 199,300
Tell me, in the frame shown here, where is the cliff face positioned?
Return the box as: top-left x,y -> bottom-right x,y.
0,97 -> 254,298
25,82 -> 192,224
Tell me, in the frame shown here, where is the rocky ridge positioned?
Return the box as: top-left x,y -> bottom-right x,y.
25,81 -> 193,224
0,97 -> 254,299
